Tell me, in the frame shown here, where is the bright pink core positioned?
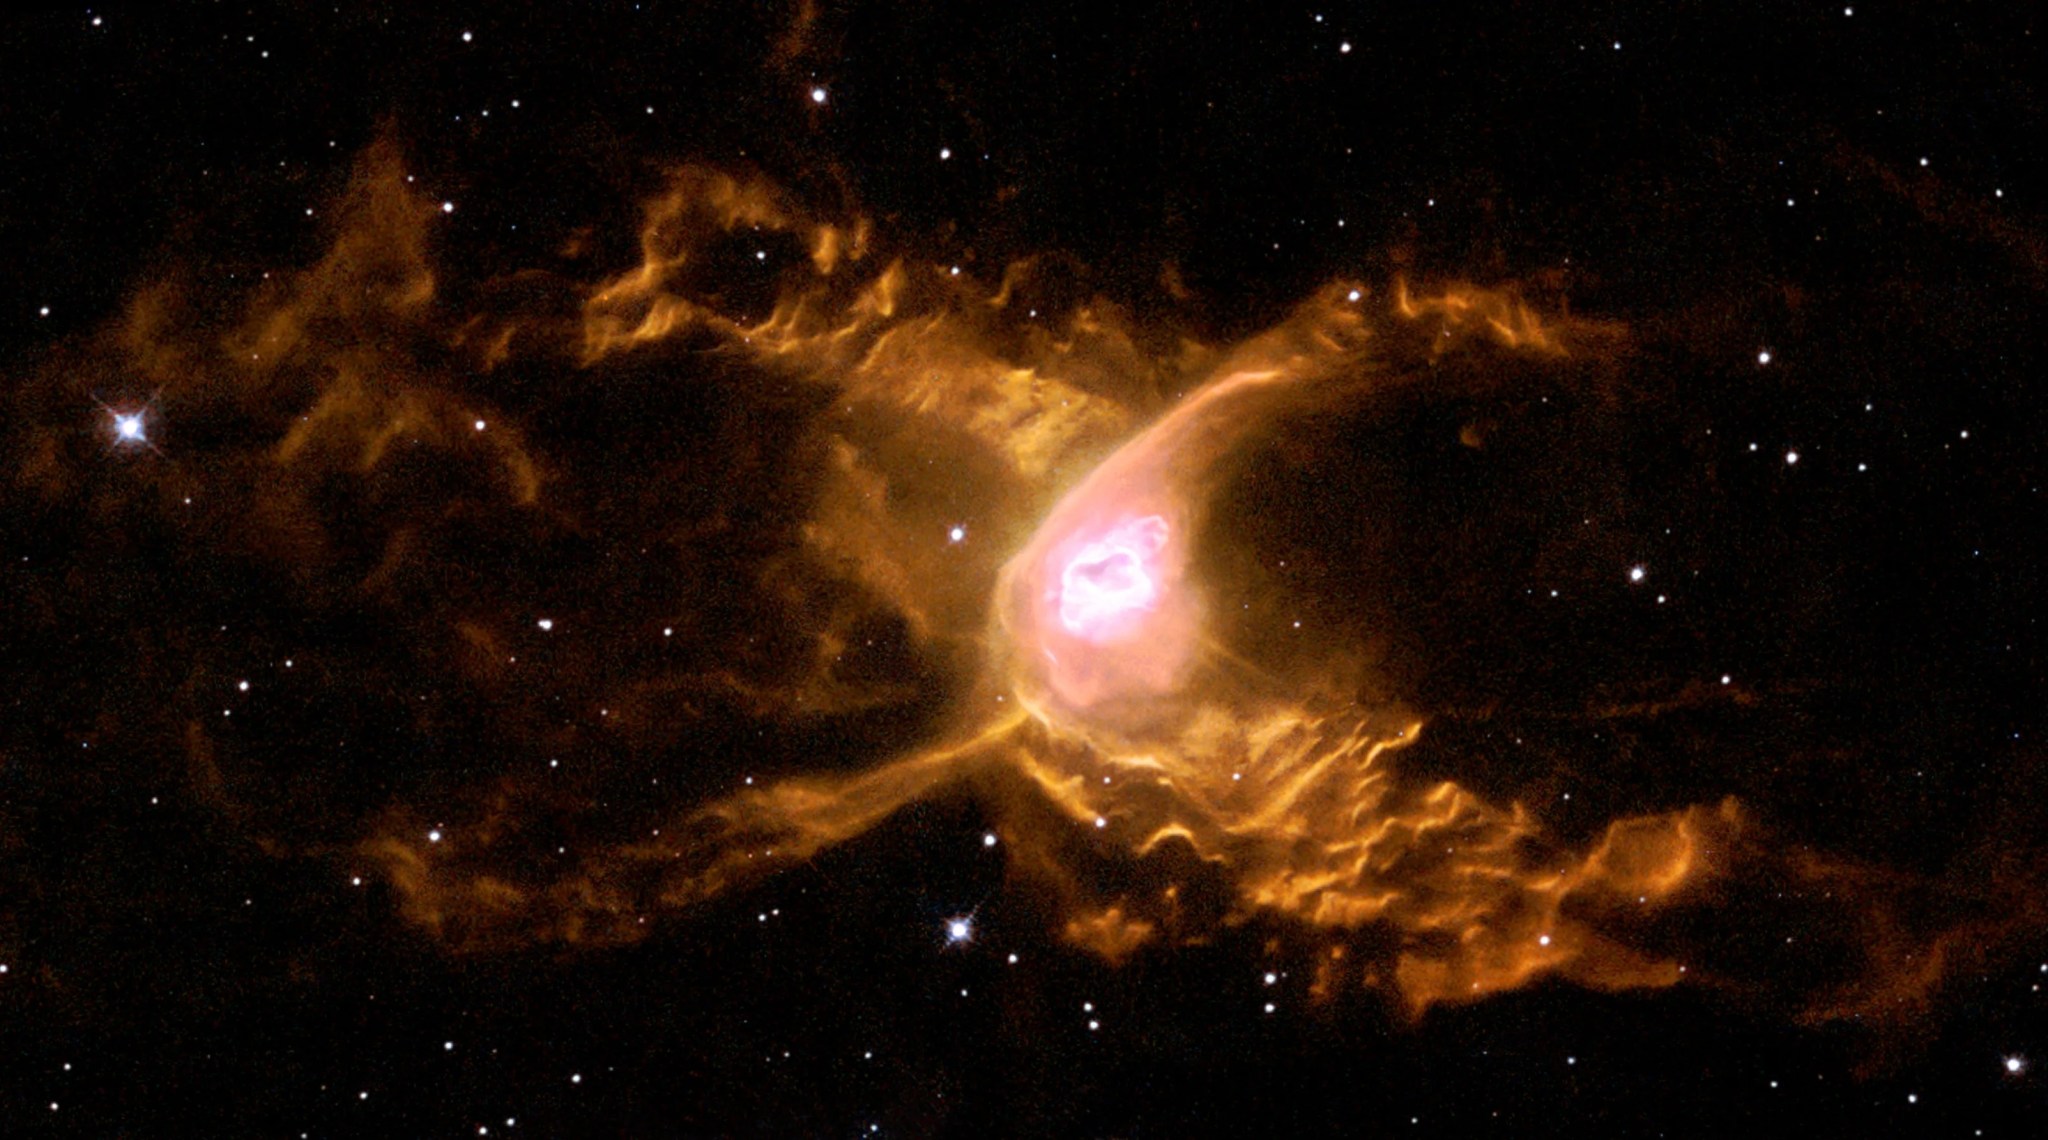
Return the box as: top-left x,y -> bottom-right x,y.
1056,515 -> 1170,641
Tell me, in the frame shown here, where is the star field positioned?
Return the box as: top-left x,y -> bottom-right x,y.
1,2 -> 2046,1137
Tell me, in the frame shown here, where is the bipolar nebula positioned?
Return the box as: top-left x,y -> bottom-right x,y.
19,139 -> 2033,1029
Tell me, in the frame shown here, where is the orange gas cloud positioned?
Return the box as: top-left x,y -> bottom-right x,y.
353,152 -> 1728,1012
42,139 -> 2024,1028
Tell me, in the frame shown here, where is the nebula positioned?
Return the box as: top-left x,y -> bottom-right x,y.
23,140 -> 2030,1030
371,148 -> 1732,1011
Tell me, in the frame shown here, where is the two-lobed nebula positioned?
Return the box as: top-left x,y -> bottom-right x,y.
27,139 -> 2020,1027
567,172 -> 1727,1009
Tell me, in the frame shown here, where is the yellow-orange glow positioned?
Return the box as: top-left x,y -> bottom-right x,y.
114,145 -> 1985,1025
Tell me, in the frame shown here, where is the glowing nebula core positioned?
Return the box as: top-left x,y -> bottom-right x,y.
1001,456 -> 1197,716
995,364 -> 1311,724
1055,514 -> 1170,641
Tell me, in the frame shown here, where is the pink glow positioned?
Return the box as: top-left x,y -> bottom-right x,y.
1002,473 -> 1195,712
1057,515 -> 1169,641
998,368 -> 1303,718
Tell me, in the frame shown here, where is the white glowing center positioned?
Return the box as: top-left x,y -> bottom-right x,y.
1057,515 -> 1169,640
113,413 -> 146,442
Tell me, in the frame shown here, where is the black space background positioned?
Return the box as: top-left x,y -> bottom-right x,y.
2,2 -> 2046,1136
